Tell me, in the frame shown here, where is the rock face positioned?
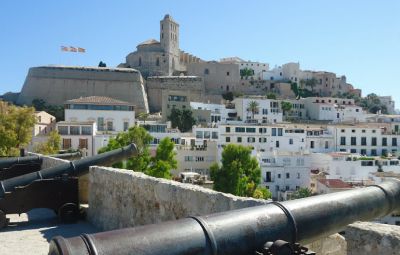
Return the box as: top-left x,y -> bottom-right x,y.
87,166 -> 270,231
346,221 -> 400,255
17,66 -> 149,113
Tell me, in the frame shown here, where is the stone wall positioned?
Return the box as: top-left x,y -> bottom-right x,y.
87,166 -> 269,231
346,222 -> 400,255
17,66 -> 149,113
146,76 -> 205,112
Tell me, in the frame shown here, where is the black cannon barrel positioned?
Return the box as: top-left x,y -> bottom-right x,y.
49,179 -> 400,255
49,151 -> 82,160
0,155 -> 42,169
0,144 -> 138,198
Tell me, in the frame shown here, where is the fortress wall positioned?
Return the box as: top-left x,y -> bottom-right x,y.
17,66 -> 149,113
146,76 -> 204,112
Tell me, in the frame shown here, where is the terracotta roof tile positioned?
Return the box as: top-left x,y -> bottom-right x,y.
318,179 -> 352,189
65,96 -> 133,106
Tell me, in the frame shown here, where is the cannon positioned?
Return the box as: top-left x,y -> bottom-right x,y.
0,144 -> 138,228
49,179 -> 400,255
0,155 -> 43,180
49,151 -> 82,160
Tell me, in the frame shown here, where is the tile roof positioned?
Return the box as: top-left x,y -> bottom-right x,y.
138,39 -> 160,46
318,179 -> 352,189
65,96 -> 133,106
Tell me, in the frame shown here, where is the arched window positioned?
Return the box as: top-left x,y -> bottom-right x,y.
156,57 -> 160,66
138,57 -> 142,66
204,68 -> 209,75
172,58 -> 175,69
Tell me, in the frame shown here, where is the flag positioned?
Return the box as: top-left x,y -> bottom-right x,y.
69,46 -> 77,52
78,47 -> 86,53
61,46 -> 69,52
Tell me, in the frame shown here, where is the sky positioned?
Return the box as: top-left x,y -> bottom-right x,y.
1,0 -> 399,108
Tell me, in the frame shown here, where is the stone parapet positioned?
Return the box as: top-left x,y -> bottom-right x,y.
87,166 -> 269,231
346,221 -> 400,255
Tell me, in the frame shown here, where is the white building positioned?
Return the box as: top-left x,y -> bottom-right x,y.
232,97 -> 283,124
331,124 -> 400,156
57,121 -> 96,156
220,57 -> 269,80
28,111 -> 56,151
190,101 -> 234,124
65,96 -> 135,134
260,151 -> 312,200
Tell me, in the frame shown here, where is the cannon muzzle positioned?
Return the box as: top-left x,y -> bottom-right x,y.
0,144 -> 138,198
0,156 -> 42,170
49,179 -> 400,255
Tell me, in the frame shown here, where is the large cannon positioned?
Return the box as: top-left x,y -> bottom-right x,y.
0,144 -> 138,228
49,179 -> 400,255
0,155 -> 43,180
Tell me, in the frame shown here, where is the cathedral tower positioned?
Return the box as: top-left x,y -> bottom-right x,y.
160,14 -> 180,56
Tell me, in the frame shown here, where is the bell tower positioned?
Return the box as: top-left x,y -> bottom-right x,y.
160,14 -> 180,57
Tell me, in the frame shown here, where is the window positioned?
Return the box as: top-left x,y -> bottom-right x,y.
351,137 -> 357,146
156,58 -> 160,66
361,137 -> 367,146
266,172 -> 272,182
277,174 -> 281,179
226,137 -> 230,142
81,126 -> 92,135
247,137 -> 255,143
70,126 -> 80,135
138,57 -> 142,66
393,138 -> 398,146
235,127 -> 245,133
286,173 -> 290,179
58,126 -> 68,135
371,149 -> 377,156
278,128 -> 283,136
350,149 -> 357,153
79,139 -> 88,149
276,141 -> 280,148
204,131 -> 210,139
325,141 -> 329,149
212,132 -> 218,139
272,128 -> 277,136
259,128 -> 267,133
237,137 -> 242,143
360,149 -> 367,155
62,138 -> 71,150
98,117 -> 104,131
297,173 -> 300,179
196,131 -> 203,139
382,138 -> 387,146
371,137 -> 377,146
340,137 -> 346,146
289,139 -> 293,145
107,121 -> 113,131
184,156 -> 193,162
310,141 -> 315,149
226,127 -> 231,133
246,128 -> 256,133
123,122 -> 129,131
226,72 -> 230,76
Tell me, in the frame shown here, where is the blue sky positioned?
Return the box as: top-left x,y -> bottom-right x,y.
1,0 -> 399,108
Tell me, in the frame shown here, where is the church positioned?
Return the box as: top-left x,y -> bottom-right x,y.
119,14 -> 202,77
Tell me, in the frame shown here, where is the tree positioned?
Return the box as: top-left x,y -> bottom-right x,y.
253,187 -> 272,199
210,144 -> 261,198
34,130 -> 61,154
291,187 -> 313,199
32,99 -> 64,121
146,137 -> 177,179
137,112 -> 150,124
222,92 -> 234,101
0,101 -> 36,156
281,101 -> 293,116
247,100 -> 259,120
98,61 -> 107,67
168,108 -> 196,132
266,92 -> 277,99
98,126 -> 153,172
240,68 -> 254,79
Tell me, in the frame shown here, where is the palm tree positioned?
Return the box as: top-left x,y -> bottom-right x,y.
137,112 -> 150,124
247,100 -> 259,120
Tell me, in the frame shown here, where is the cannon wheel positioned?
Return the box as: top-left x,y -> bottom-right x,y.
0,210 -> 8,229
58,203 -> 79,223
